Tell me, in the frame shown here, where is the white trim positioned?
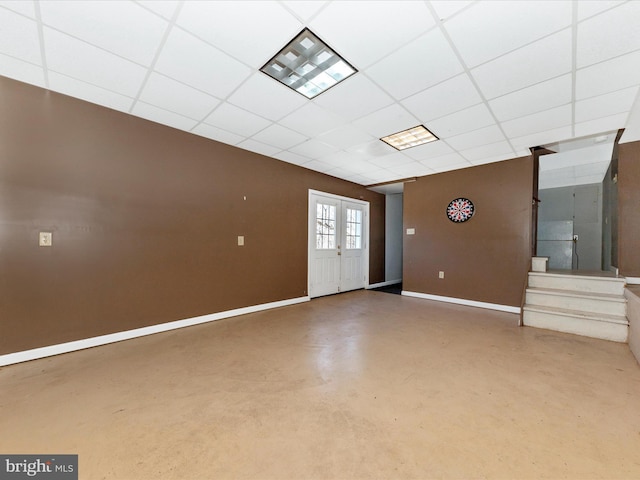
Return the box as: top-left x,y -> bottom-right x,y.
401,290 -> 521,314
626,277 -> 640,285
0,296 -> 310,367
367,279 -> 401,289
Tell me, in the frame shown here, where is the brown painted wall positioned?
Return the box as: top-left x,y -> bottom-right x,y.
0,77 -> 384,355
403,157 -> 533,307
618,141 -> 640,276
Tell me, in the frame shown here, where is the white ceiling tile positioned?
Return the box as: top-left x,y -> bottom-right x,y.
428,103 -> 496,139
418,152 -> 470,169
353,104 -> 420,139
340,158 -> 383,175
366,29 -> 463,99
318,151 -> 366,168
0,53 -> 45,87
0,1 -> 36,18
489,74 -> 572,121
575,86 -> 639,123
500,104 -> 572,139
281,1 -> 328,22
40,1 -> 168,66
176,1 -> 301,66
279,103 -> 345,137
346,139 -> 397,158
48,72 -> 134,112
251,124 -> 308,150
228,72 -> 308,121
509,126 -> 573,152
136,1 -> 180,20
299,159 -> 335,173
313,75 -> 394,121
402,73 -> 482,122
0,7 -> 40,64
272,150 -> 312,166
431,160 -> 474,173
310,1 -> 435,68
403,139 -> 454,161
541,146 -> 613,170
324,167 -> 354,179
577,2 -> 640,68
131,101 -> 198,131
576,0 -> 624,21
342,173 -> 370,185
574,112 -> 628,138
44,28 -> 147,97
576,50 -> 640,100
446,124 -> 505,151
430,1 -> 473,21
139,73 -> 220,120
288,139 -> 340,159
362,168 -> 396,183
191,123 -> 244,146
318,126 -> 374,149
368,152 -> 415,169
236,138 -> 282,157
204,102 -> 271,138
460,141 -> 514,163
387,161 -> 435,177
472,29 -> 571,100
155,28 -> 252,98
444,0 -> 572,67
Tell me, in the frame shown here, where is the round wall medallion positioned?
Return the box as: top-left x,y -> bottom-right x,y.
446,198 -> 475,223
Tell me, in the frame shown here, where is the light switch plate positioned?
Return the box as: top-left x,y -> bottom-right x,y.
39,232 -> 52,247
406,228 -> 415,235
238,236 -> 245,246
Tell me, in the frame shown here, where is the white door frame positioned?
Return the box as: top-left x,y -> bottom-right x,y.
308,189 -> 370,298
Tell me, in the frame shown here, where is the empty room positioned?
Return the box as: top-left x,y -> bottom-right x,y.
1,1 -> 640,479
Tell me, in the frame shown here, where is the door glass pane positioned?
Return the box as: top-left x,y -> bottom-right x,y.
316,203 -> 336,249
345,208 -> 362,249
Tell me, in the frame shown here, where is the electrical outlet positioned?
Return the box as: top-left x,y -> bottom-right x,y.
573,234 -> 579,241
238,236 -> 245,246
438,271 -> 445,279
39,232 -> 53,247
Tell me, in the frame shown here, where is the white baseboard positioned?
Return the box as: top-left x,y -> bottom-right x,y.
626,277 -> 640,285
367,279 -> 402,289
0,296 -> 310,367
401,290 -> 521,314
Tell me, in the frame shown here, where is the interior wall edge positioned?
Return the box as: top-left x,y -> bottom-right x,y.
0,296 -> 310,366
401,290 -> 521,314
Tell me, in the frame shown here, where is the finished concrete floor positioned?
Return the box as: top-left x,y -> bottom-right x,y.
1,290 -> 640,479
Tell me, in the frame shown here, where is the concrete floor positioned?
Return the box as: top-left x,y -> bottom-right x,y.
1,290 -> 640,479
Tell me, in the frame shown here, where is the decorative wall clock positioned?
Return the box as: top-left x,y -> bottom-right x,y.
446,198 -> 475,223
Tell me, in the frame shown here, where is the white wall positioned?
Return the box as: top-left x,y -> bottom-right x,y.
385,193 -> 403,282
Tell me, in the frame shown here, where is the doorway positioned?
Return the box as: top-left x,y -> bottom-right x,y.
535,131 -> 618,272
308,190 -> 369,298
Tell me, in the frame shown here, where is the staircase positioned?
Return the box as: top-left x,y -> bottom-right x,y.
522,272 -> 628,342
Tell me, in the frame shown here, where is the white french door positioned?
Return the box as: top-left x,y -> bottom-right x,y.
308,191 -> 369,298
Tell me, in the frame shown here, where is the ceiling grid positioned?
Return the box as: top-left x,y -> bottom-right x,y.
0,0 -> 638,186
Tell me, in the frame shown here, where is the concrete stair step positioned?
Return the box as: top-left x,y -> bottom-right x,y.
528,272 -> 626,296
525,287 -> 627,316
522,305 -> 628,342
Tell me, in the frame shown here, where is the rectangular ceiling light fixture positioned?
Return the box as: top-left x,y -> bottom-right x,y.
381,125 -> 439,150
260,28 -> 357,99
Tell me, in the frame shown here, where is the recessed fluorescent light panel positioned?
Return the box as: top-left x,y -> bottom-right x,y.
260,28 -> 357,99
381,125 -> 439,151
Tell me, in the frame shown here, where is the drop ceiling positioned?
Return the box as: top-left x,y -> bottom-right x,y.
1,0 -> 640,187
